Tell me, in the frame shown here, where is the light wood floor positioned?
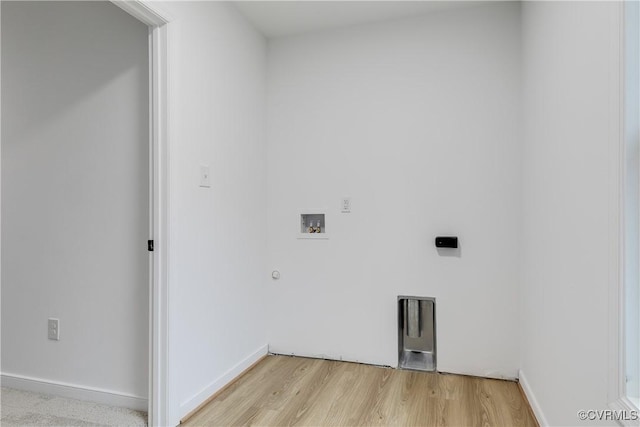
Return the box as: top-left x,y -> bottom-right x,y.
183,355 -> 538,427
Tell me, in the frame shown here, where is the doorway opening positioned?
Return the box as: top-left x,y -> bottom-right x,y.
0,1 -> 170,425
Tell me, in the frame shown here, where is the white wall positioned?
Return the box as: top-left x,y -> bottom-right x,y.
157,2 -> 269,423
1,1 -> 149,400
266,3 -> 522,378
520,1 -> 622,425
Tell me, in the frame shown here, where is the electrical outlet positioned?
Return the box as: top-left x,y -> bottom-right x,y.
341,197 -> 351,213
48,318 -> 59,341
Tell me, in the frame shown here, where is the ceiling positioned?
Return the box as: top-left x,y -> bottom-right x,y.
233,1 -> 479,39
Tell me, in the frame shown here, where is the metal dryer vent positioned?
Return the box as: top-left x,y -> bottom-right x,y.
398,296 -> 436,371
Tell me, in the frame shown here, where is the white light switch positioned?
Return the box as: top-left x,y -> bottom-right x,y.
199,165 -> 211,188
341,197 -> 351,213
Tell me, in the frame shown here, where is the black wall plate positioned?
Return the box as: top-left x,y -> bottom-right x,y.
435,236 -> 458,248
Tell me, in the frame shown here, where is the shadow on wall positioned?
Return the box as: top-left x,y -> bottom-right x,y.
436,246 -> 461,258
3,1 -> 148,141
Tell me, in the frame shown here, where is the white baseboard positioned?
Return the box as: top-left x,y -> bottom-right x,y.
519,369 -> 549,426
609,397 -> 640,427
179,344 -> 268,419
0,372 -> 147,411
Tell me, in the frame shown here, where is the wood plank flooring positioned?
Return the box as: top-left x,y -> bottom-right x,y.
183,355 -> 538,427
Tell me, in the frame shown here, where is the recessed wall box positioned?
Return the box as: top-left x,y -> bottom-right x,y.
435,236 -> 458,248
298,212 -> 328,239
398,296 -> 436,371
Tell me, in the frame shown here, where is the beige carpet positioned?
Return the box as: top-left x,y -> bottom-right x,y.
0,387 -> 147,426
